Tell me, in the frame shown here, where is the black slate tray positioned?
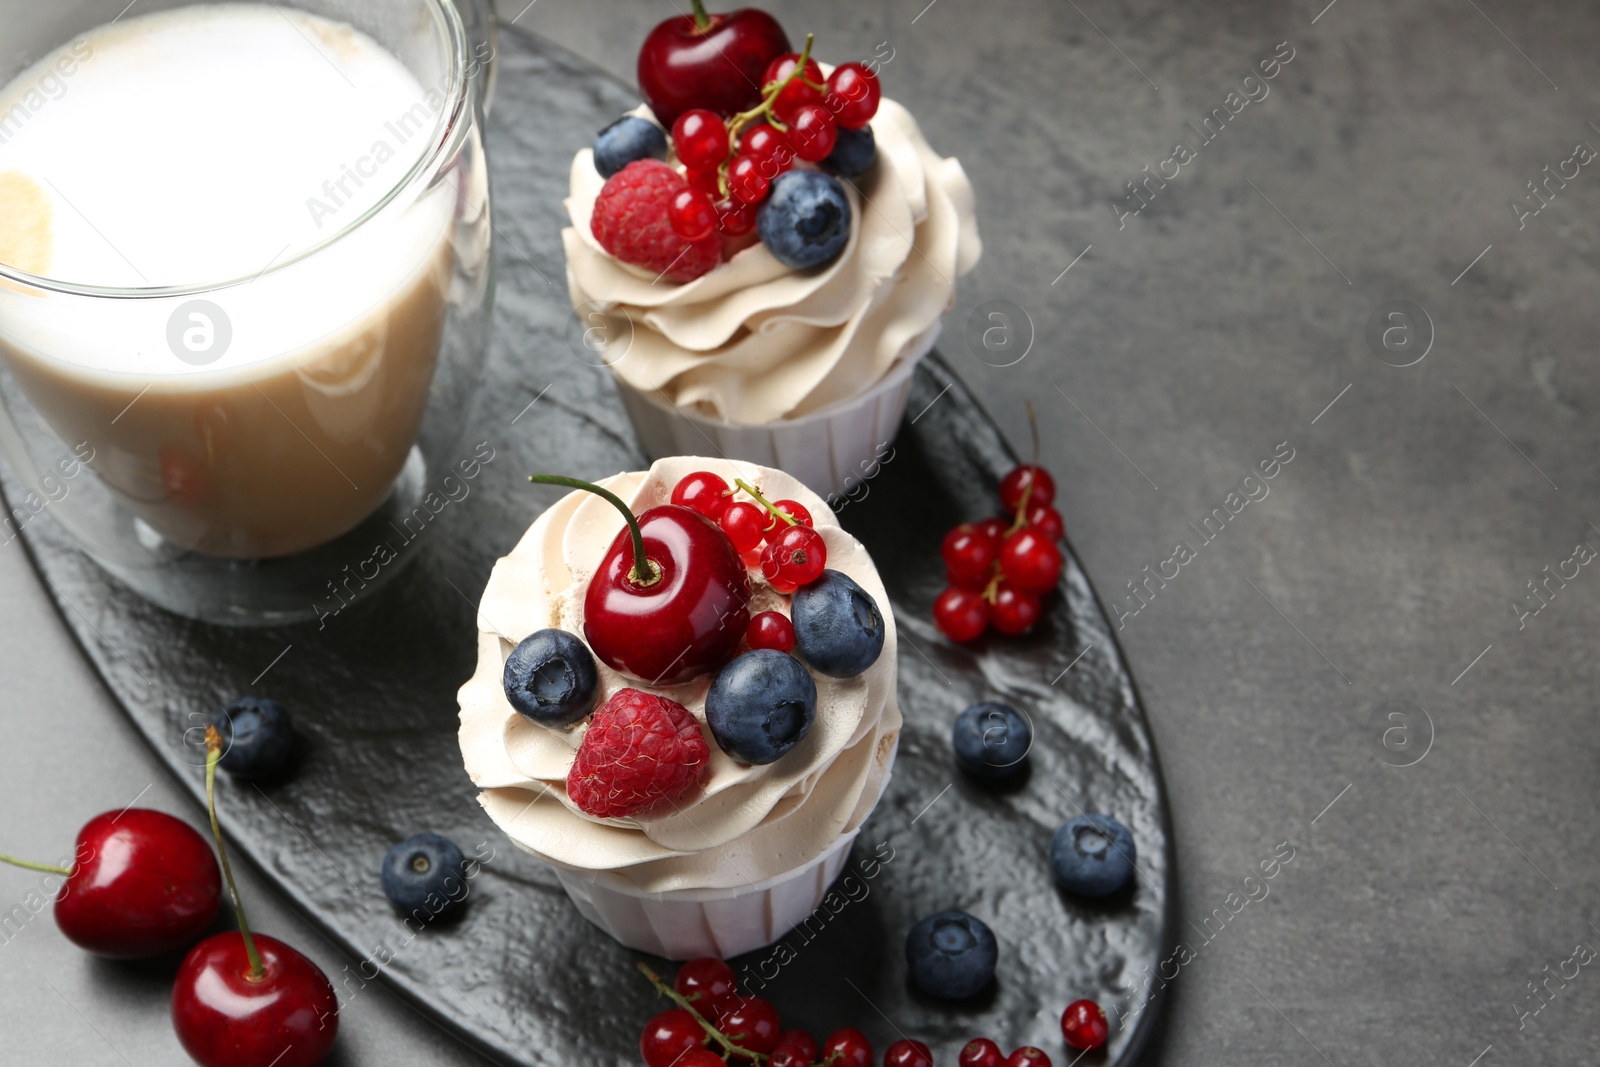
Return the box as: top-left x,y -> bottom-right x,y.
0,25 -> 1173,1067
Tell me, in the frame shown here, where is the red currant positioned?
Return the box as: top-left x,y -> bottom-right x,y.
673,957 -> 736,1006
1061,999 -> 1109,1051
679,1052 -> 729,1067
787,103 -> 838,163
672,471 -> 733,521
763,53 -> 825,120
959,1038 -> 1006,1067
1024,502 -> 1064,541
999,464 -> 1056,512
720,501 -> 768,554
774,1031 -> 817,1064
770,1048 -> 809,1067
934,586 -> 990,642
669,188 -> 719,242
884,1039 -> 933,1067
761,523 -> 827,591
1006,1049 -> 1052,1067
716,996 -> 782,1054
746,610 -> 796,653
715,197 -> 758,236
999,528 -> 1062,594
686,166 -> 723,199
672,109 -> 731,171
742,123 -> 794,167
764,499 -> 813,532
991,582 -> 1041,635
823,1028 -> 873,1067
641,1009 -> 704,1067
728,154 -> 771,203
942,523 -> 999,588
975,517 -> 1008,544
826,63 -> 882,128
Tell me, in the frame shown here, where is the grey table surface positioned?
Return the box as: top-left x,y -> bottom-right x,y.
4,0 -> 1599,1063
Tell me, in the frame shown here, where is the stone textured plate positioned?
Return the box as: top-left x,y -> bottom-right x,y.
0,25 -> 1173,1067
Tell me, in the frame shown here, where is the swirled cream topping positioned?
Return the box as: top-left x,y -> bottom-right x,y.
561,94 -> 981,426
458,457 -> 900,893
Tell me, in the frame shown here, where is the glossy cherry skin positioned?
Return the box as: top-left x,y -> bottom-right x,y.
172,932 -> 339,1067
54,809 -> 220,959
638,8 -> 791,127
584,505 -> 752,685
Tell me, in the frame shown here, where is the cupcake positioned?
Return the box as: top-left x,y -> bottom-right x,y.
458,457 -> 900,959
561,22 -> 981,499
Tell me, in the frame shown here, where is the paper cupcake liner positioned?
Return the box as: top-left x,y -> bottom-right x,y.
612,322 -> 941,500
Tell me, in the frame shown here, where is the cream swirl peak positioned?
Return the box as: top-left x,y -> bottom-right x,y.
562,98 -> 981,426
458,458 -> 900,893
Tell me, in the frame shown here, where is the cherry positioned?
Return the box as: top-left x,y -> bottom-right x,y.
728,154 -> 771,203
1024,502 -> 1064,542
774,1030 -> 817,1064
787,103 -> 838,162
934,586 -> 990,642
672,470 -> 733,521
642,1008 -> 705,1067
1061,998 -> 1109,1051
991,582 -> 1041,635
959,1038 -> 1006,1067
999,464 -> 1055,512
715,995 -> 782,1054
826,63 -> 882,128
172,727 -> 337,1067
885,1039 -> 934,1067
942,523 -> 999,588
673,956 -> 737,1005
532,475 -> 751,686
746,611 -> 796,653
766,499 -> 813,531
716,196 -> 758,235
672,108 -> 731,170
824,1027 -> 874,1067
999,528 -> 1062,594
761,524 -> 827,592
670,188 -> 719,241
720,501 -> 768,554
763,53 -> 825,121
637,2 -> 791,127
1006,1049 -> 1051,1067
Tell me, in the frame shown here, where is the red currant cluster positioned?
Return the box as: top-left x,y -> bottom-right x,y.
933,461 -> 1063,641
672,469 -> 827,593
667,38 -> 881,241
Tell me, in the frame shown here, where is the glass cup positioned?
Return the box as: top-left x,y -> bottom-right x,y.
0,0 -> 496,625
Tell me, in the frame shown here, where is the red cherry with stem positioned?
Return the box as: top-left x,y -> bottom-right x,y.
1061,998 -> 1109,1051
761,524 -> 827,591
767,499 -> 813,530
715,196 -> 758,235
999,464 -> 1056,512
172,727 -> 337,1067
741,122 -> 793,166
991,582 -> 1041,635
641,1008 -> 705,1067
1006,1049 -> 1052,1067
942,523 -> 999,588
1024,502 -> 1064,541
670,188 -> 719,241
720,501 -> 768,554
672,108 -> 731,170
885,1039 -> 934,1067
715,995 -> 782,1054
672,956 -> 737,1005
787,104 -> 838,162
999,528 -> 1062,594
826,63 -> 882,128
934,586 -> 990,642
638,1 -> 791,127
746,611 -> 796,652
763,53 -> 825,121
824,1028 -> 874,1067
672,470 -> 733,521
960,1038 -> 1006,1067
532,475 -> 751,685
774,1030 -> 817,1064
728,155 -> 771,203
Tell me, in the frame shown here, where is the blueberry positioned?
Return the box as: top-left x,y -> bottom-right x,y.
593,115 -> 667,178
705,649 -> 818,765
792,570 -> 885,678
210,697 -> 294,779
382,833 -> 470,919
757,169 -> 853,270
905,909 -> 998,999
822,125 -> 877,178
503,628 -> 599,729
951,702 -> 1032,779
1050,814 -> 1136,898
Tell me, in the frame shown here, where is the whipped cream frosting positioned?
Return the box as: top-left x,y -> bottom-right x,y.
562,94 -> 982,426
458,457 -> 900,893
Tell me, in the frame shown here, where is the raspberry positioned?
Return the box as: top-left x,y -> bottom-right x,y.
590,160 -> 721,282
567,688 -> 710,818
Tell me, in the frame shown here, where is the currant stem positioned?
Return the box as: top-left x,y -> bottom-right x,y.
635,962 -> 768,1062
734,478 -> 796,527
724,33 -> 817,151
0,853 -> 71,877
1007,476 -> 1035,535
690,0 -> 711,31
205,725 -> 265,982
530,475 -> 661,587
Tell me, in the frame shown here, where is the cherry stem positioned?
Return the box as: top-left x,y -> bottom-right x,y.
530,475 -> 661,587
734,478 -> 795,527
0,852 -> 71,877
690,0 -> 711,31
635,962 -> 769,1062
205,725 -> 265,982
